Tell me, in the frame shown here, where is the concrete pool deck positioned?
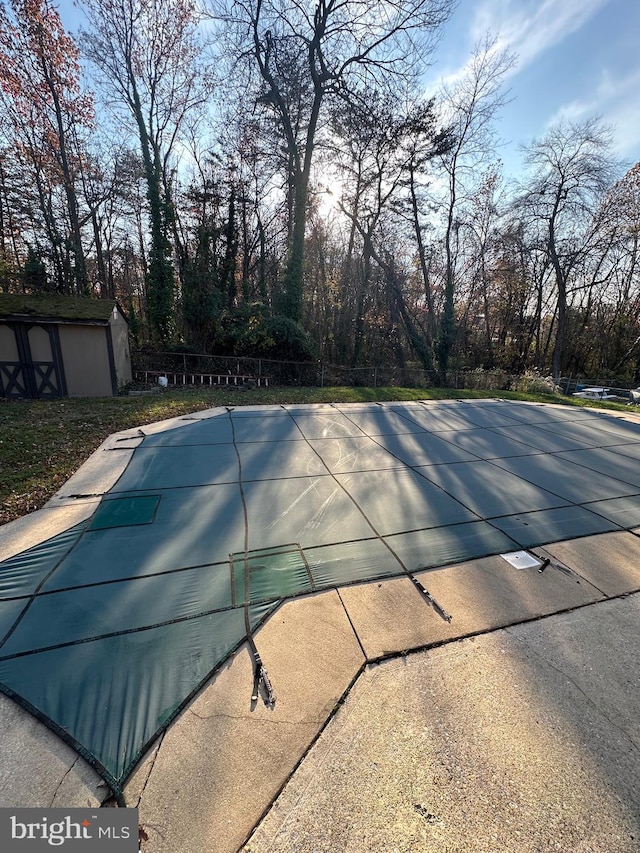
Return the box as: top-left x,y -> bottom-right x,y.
1,400 -> 639,852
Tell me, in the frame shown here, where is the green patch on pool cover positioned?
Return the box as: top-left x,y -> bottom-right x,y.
88,495 -> 161,530
231,544 -> 313,604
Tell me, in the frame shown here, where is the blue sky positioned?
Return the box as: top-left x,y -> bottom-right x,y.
428,0 -> 640,178
56,0 -> 639,181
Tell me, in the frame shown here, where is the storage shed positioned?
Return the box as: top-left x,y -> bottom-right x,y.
0,294 -> 131,398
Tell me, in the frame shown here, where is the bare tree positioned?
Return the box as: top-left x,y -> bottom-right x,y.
435,34 -> 515,377
81,0 -> 211,340
517,116 -> 621,379
210,0 -> 452,323
0,0 -> 94,294
331,92 -> 449,371
454,168 -> 504,367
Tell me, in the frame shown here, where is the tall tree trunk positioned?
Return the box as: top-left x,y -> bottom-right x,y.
89,206 -> 110,298
548,194 -> 566,381
39,52 -> 88,295
129,71 -> 174,341
408,163 -> 435,348
33,163 -> 65,292
352,247 -> 371,368
437,166 -> 457,381
280,162 -> 310,321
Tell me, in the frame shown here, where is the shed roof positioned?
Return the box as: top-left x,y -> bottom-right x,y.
0,293 -> 119,323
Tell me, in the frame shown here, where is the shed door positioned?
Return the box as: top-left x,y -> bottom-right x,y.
0,323 -> 65,399
0,324 -> 28,398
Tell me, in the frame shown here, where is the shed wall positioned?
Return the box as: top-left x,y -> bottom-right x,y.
109,309 -> 132,388
59,325 -> 113,397
0,324 -> 19,360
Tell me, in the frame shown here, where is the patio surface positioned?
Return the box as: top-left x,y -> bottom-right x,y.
1,399 -> 639,852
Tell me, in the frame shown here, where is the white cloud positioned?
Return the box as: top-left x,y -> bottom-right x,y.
469,0 -> 610,72
548,67 -> 640,162
426,0 -> 639,176
434,0 -> 611,93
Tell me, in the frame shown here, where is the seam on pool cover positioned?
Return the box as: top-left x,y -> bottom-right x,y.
283,408 -> 410,575
0,521 -> 90,650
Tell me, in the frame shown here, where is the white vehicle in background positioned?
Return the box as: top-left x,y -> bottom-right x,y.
630,388 -> 640,404
572,386 -> 618,401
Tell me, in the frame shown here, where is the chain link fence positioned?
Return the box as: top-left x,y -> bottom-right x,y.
132,352 -> 445,388
130,351 -> 639,399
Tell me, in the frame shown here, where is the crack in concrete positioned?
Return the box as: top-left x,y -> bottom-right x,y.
535,547 -> 608,596
134,731 -> 166,808
49,757 -> 78,807
336,588 -> 368,661
186,707 -> 321,726
504,625 -> 640,755
546,657 -> 640,754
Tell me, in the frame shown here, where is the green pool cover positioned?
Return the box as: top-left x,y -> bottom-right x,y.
2,400 -> 640,800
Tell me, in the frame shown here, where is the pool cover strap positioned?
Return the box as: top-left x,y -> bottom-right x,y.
250,641 -> 276,708
410,575 -> 452,623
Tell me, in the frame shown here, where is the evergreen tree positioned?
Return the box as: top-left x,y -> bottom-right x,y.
22,246 -> 50,292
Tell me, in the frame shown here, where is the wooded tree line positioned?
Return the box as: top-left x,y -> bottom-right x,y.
1,0 -> 638,381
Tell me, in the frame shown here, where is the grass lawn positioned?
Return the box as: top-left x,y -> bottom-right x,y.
0,385 -> 632,525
